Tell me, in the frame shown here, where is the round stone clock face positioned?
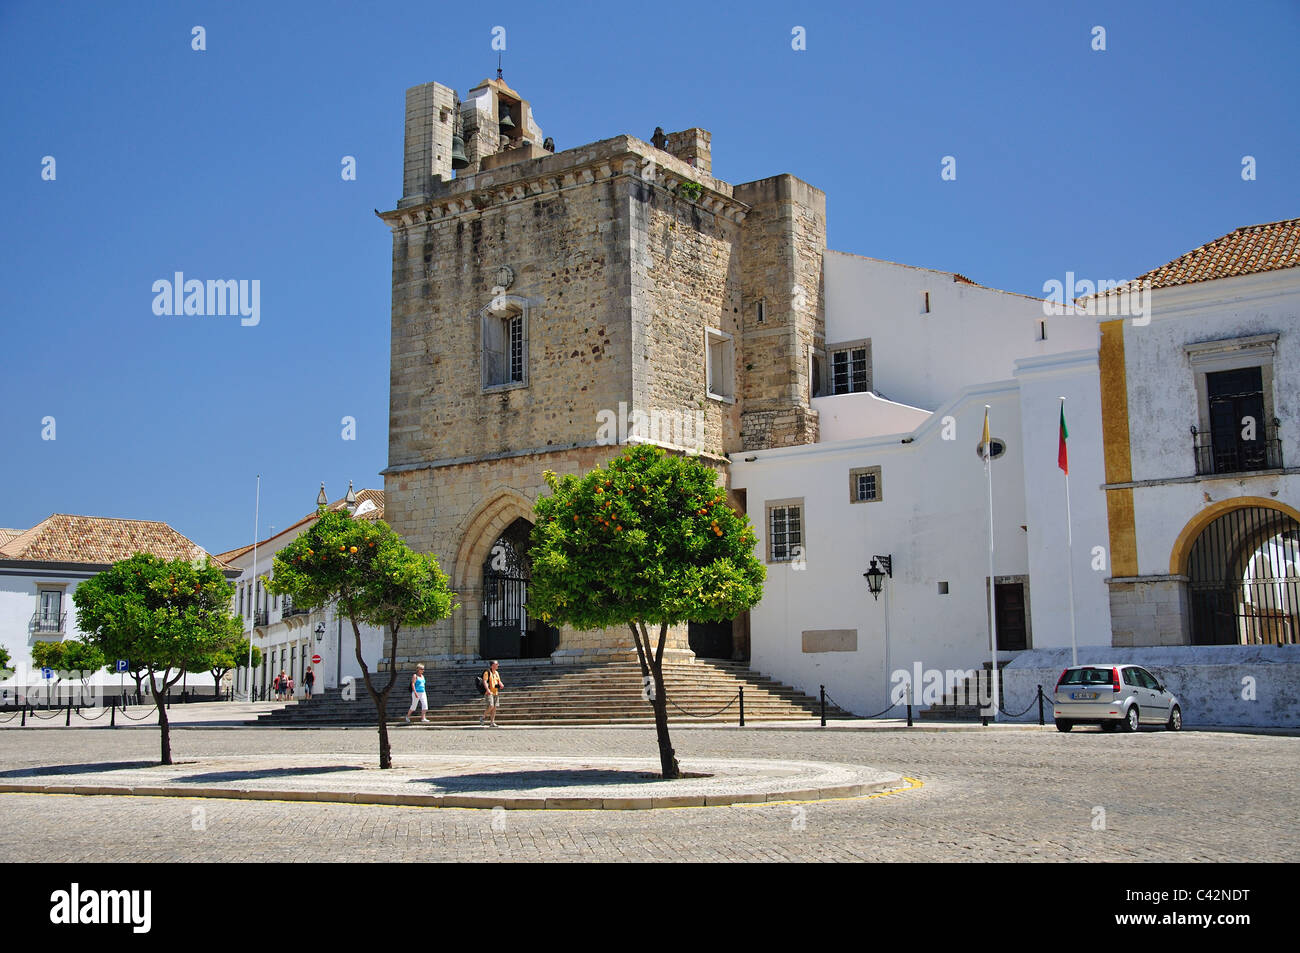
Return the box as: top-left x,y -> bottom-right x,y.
494,266 -> 515,290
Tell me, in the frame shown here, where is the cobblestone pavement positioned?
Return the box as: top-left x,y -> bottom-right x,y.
0,726 -> 1294,861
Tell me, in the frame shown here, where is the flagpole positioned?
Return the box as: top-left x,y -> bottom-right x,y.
984,405 -> 999,721
1061,398 -> 1079,666
246,475 -> 259,702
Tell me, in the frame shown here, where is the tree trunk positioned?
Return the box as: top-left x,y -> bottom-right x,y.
149,669 -> 172,766
353,617 -> 402,769
631,621 -> 680,779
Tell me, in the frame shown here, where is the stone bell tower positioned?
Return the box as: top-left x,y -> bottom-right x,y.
379,74 -> 825,670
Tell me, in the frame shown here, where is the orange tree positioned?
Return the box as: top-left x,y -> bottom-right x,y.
528,444 -> 765,778
73,554 -> 241,764
266,509 -> 455,769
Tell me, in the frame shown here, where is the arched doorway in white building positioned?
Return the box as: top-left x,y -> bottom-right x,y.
1186,505 -> 1300,645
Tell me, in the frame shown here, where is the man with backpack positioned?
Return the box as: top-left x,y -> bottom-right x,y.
478,660 -> 503,727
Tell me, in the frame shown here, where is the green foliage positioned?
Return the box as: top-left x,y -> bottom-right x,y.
266,510 -> 455,634
266,509 -> 455,768
678,180 -> 703,201
528,444 -> 765,630
63,639 -> 106,679
190,637 -> 260,677
72,554 -> 242,687
29,640 -> 67,673
0,644 -> 10,675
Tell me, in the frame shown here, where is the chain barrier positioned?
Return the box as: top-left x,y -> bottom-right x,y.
118,705 -> 161,721
27,707 -> 64,721
998,688 -> 1055,719
73,705 -> 111,722
0,709 -> 20,724
666,692 -> 739,718
820,688 -> 901,721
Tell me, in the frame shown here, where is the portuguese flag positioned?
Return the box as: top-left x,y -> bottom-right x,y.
1058,404 -> 1069,475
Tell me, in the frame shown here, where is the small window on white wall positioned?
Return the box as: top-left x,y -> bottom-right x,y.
706,328 -> 735,402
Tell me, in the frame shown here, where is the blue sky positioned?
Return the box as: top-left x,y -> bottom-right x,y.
1,0 -> 1296,554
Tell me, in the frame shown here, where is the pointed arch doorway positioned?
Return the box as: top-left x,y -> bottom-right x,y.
479,517 -> 559,660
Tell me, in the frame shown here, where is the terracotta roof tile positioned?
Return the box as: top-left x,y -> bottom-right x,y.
1136,218 -> 1300,290
0,514 -> 229,569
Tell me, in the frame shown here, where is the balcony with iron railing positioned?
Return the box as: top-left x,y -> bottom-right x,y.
1192,420 -> 1284,477
253,608 -> 269,627
29,611 -> 66,635
280,597 -> 309,619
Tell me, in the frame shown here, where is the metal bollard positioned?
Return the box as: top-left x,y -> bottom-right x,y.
110,704 -> 116,728
21,706 -> 26,727
65,704 -> 71,726
738,687 -> 745,727
819,685 -> 826,727
1037,685 -> 1045,726
906,703 -> 913,727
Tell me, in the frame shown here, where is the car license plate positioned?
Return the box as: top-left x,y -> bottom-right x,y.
1071,691 -> 1097,700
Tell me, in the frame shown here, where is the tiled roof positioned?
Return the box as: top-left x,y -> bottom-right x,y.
0,514 -> 228,569
1136,218 -> 1300,290
0,528 -> 25,546
214,489 -> 386,562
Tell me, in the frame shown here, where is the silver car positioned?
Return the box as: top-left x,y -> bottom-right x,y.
1053,664 -> 1182,733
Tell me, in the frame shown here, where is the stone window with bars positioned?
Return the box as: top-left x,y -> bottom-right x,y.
482,297 -> 529,391
829,339 -> 871,395
766,498 -> 804,563
849,466 -> 882,503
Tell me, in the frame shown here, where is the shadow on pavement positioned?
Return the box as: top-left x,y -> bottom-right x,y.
0,761 -> 159,778
176,766 -> 361,783
416,768 -> 705,791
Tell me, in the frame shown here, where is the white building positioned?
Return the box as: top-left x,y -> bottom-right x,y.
731,221 -> 1300,724
732,252 -> 1106,715
215,484 -> 386,700
0,514 -> 237,700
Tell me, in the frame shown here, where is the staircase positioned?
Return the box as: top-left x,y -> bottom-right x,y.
255,659 -> 851,727
917,663 -> 1007,721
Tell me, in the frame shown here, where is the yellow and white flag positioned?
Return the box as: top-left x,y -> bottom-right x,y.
981,407 -> 991,459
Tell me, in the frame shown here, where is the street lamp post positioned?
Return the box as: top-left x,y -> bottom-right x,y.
864,555 -> 894,712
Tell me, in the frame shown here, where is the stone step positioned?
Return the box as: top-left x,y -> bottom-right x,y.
257,659 -> 849,726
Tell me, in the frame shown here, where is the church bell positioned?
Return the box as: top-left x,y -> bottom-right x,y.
450,135 -> 469,170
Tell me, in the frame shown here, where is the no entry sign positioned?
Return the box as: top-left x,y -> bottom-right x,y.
311,654 -> 322,664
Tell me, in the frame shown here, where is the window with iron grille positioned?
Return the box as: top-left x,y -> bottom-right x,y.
766,499 -> 804,563
849,466 -> 882,503
829,341 -> 871,394
508,313 -> 524,383
481,297 -> 529,390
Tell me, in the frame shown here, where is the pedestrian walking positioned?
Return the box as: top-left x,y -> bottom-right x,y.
479,660 -> 503,727
405,664 -> 429,723
279,670 -> 289,702
272,673 -> 281,701
304,666 -> 315,699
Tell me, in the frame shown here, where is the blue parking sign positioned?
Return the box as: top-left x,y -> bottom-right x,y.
41,667 -> 53,679
116,659 -> 129,673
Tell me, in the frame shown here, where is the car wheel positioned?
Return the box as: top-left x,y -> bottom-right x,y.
1122,706 -> 1139,733
1055,720 -> 1073,732
1166,706 -> 1182,731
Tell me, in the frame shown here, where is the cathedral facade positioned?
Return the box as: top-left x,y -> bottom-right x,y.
378,76 -> 825,667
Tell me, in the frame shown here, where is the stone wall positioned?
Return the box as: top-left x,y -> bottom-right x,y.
1001,645 -> 1300,728
383,97 -> 825,664
734,175 -> 826,450
1109,577 -> 1191,646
